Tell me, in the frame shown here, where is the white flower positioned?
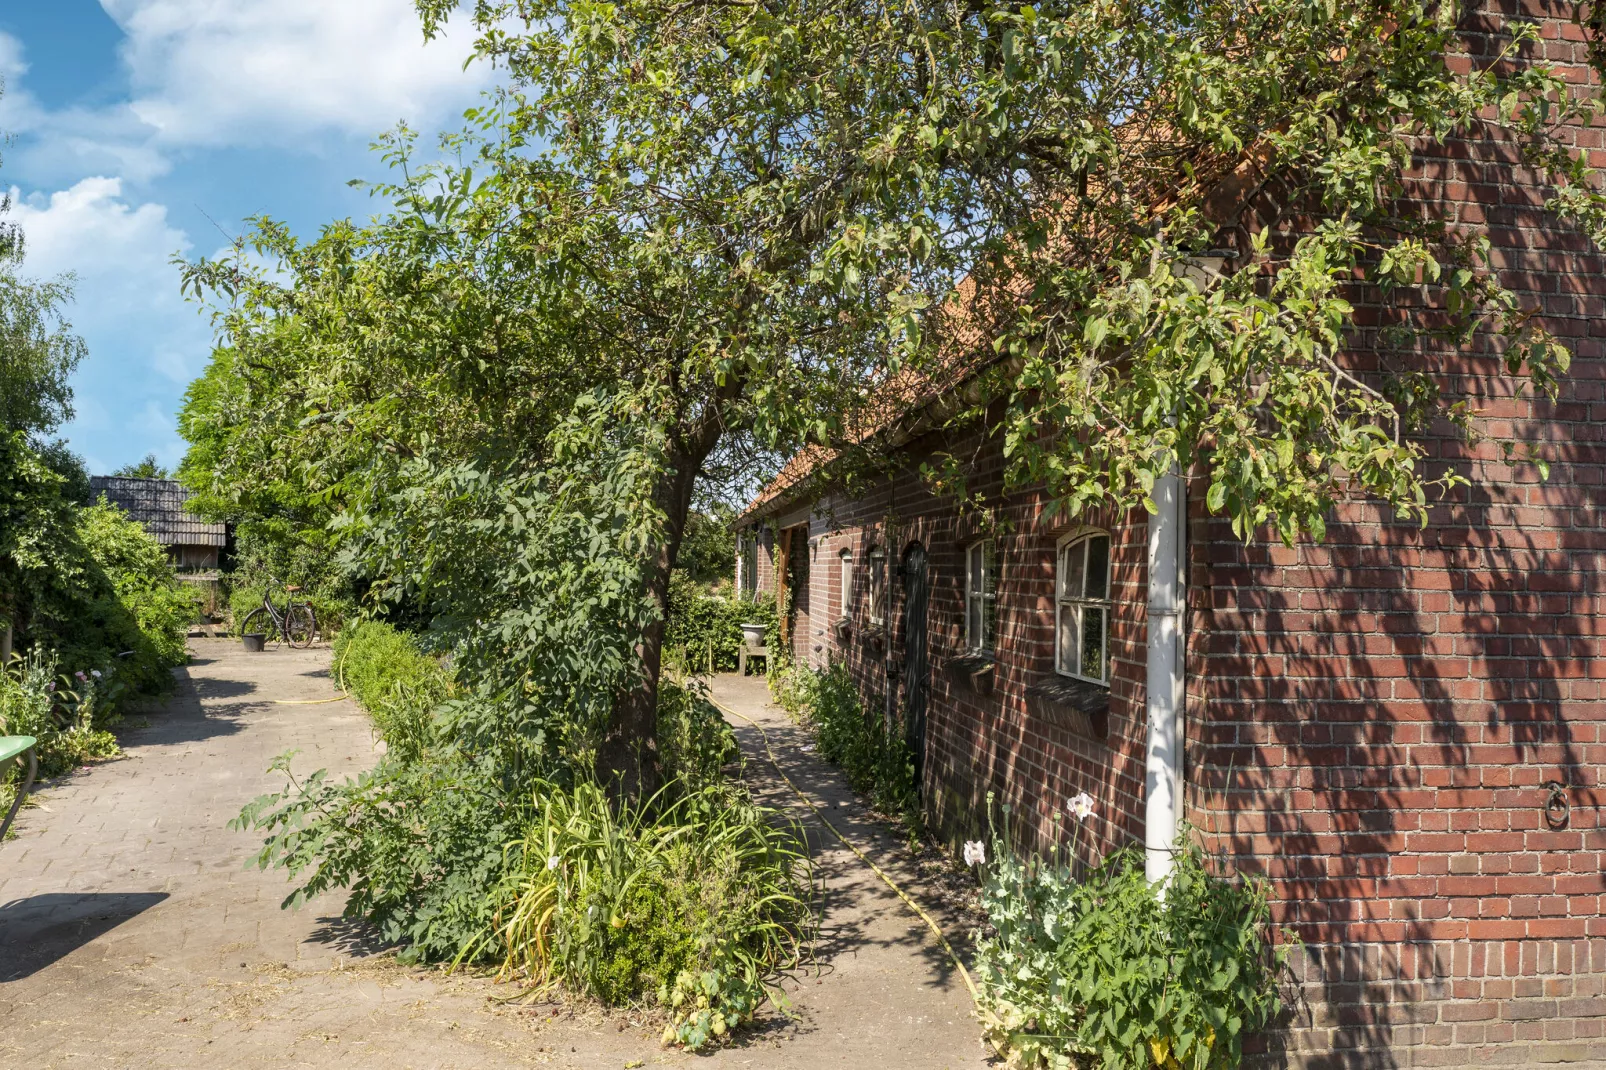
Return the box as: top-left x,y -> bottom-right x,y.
546,855 -> 560,871
963,840 -> 987,867
90,670 -> 102,679
1067,792 -> 1096,822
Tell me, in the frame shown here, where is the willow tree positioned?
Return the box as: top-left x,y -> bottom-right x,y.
186,1 -> 1606,796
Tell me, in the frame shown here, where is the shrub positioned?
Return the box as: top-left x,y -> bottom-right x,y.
0,648 -> 121,820
33,501 -> 196,695
975,833 -> 1286,1070
774,661 -> 920,828
657,676 -> 738,787
484,778 -> 812,1049
663,572 -> 777,674
333,620 -> 450,763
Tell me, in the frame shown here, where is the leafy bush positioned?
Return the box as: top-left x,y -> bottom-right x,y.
774,661 -> 920,828
663,572 -> 776,674
656,676 -> 737,788
484,778 -> 811,1050
7,496 -> 196,696
64,501 -> 197,690
333,620 -> 451,763
0,648 -> 121,821
237,623 -> 784,987
975,834 -> 1286,1070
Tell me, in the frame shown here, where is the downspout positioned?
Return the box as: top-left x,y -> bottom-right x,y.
1145,467 -> 1186,885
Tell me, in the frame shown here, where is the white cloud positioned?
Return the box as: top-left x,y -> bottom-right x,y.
9,178 -> 209,471
105,0 -> 491,147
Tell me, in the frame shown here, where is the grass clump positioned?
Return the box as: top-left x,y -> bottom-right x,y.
483,778 -> 812,1050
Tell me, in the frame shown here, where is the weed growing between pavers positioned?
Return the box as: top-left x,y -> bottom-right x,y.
235,621 -> 814,1053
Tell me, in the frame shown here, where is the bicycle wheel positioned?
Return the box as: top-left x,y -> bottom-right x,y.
239,607 -> 280,646
285,604 -> 317,648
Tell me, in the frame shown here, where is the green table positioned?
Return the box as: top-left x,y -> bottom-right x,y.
0,735 -> 37,843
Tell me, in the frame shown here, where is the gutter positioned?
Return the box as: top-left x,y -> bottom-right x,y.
1145,468 -> 1186,884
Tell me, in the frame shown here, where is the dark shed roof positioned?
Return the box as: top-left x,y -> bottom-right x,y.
89,477 -> 228,548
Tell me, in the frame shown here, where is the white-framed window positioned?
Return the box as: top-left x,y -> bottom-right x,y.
867,547 -> 886,625
964,540 -> 996,655
839,547 -> 852,617
1056,531 -> 1112,684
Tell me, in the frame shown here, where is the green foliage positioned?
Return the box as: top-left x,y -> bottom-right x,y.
235,620 -> 770,978
0,648 -> 121,799
676,508 -> 736,587
975,836 -> 1285,1070
64,502 -> 197,687
774,662 -> 919,830
111,453 -> 169,480
233,747 -> 521,962
655,676 -> 736,788
483,778 -> 811,1050
663,574 -> 776,674
230,584 -> 355,641
0,260 -> 85,441
334,620 -> 452,764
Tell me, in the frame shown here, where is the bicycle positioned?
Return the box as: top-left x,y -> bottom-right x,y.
238,578 -> 318,649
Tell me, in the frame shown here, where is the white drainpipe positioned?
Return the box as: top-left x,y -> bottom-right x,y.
1145,467 -> 1186,885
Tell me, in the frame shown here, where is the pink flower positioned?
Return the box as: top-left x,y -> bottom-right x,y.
74,671 -> 87,682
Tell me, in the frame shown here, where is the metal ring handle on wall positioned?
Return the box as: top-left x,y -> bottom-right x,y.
1543,780 -> 1571,831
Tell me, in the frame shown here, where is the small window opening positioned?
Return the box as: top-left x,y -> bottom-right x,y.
1056,532 -> 1111,684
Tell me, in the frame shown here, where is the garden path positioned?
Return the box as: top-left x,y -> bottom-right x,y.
0,641 -> 991,1069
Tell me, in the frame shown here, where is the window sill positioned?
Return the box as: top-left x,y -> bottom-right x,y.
944,653 -> 995,696
1025,674 -> 1110,740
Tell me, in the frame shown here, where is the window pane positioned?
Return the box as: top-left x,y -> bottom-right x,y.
1057,604 -> 1078,675
1084,535 -> 1110,599
1081,605 -> 1106,680
1061,541 -> 1085,601
968,595 -> 982,649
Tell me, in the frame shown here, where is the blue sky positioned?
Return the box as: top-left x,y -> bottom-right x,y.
0,0 -> 492,474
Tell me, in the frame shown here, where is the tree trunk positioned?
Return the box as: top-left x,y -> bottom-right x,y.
596,442 -> 704,802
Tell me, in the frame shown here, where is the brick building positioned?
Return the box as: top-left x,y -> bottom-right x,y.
734,5 -> 1606,1065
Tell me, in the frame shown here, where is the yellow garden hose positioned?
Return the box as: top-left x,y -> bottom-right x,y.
709,696 -> 981,1006
272,696 -> 348,705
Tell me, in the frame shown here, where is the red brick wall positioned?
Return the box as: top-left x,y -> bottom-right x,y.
738,4 -> 1606,1064
752,429 -> 1152,861
1187,4 -> 1606,1064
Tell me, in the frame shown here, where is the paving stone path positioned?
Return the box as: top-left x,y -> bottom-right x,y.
0,640 -> 990,1070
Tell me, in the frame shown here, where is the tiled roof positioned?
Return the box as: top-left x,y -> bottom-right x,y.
88,477 -> 229,548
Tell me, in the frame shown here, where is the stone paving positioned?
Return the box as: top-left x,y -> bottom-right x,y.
0,640 -> 991,1069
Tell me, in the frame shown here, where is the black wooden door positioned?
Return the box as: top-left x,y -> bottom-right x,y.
901,542 -> 929,784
